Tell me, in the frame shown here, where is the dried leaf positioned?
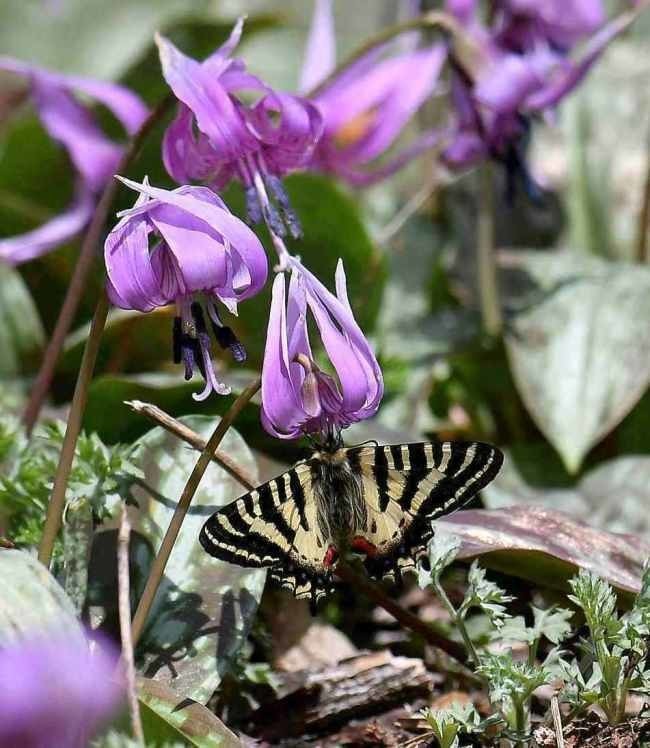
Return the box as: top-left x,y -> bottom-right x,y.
441,507 -> 649,603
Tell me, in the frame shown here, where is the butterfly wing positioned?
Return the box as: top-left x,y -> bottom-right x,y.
199,461 -> 335,607
348,441 -> 503,583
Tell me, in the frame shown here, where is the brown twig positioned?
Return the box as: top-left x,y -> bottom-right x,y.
117,506 -> 144,746
37,292 -> 110,566
125,401 -> 468,665
125,399 -> 257,490
334,561 -> 468,665
22,94 -> 174,434
551,695 -> 565,748
130,377 -> 262,647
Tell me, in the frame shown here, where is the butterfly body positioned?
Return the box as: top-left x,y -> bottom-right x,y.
200,440 -> 503,610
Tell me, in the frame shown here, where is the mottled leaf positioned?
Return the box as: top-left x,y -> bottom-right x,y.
90,416 -> 265,703
502,251 -> 650,472
0,548 -> 83,643
0,263 -> 44,377
441,506 -> 649,604
484,453 -> 650,536
138,677 -> 241,748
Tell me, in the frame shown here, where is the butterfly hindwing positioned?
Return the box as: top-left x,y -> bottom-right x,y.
350,441 -> 503,583
199,462 -> 335,606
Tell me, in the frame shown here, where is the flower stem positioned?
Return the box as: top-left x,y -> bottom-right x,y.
432,577 -> 481,666
513,698 -> 527,748
125,399 -> 258,489
22,94 -> 174,434
130,376 -> 261,647
476,163 -> 502,337
37,291 -> 110,567
117,505 -> 145,747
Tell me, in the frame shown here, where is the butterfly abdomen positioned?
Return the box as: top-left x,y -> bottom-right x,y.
309,452 -> 367,548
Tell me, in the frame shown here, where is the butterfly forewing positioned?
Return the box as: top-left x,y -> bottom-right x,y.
199,440 -> 503,607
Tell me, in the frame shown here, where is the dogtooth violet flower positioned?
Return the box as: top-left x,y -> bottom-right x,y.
0,57 -> 147,264
156,19 -> 322,241
441,0 -> 629,193
0,632 -> 122,748
300,0 -> 447,186
261,258 -> 383,440
104,177 -> 267,400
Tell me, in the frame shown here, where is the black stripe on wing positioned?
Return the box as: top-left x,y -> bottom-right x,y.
363,441 -> 503,582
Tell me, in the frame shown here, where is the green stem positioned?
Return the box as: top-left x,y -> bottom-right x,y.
22,94 -> 174,434
513,698 -> 527,748
130,377 -> 261,647
37,292 -> 109,566
432,577 -> 480,665
476,164 -> 502,337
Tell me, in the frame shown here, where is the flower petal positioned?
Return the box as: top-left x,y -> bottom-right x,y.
0,184 -> 94,265
31,76 -> 122,191
156,34 -> 259,163
300,0 -> 336,93
261,273 -> 305,439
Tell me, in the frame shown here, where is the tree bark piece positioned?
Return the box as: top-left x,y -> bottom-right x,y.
248,650 -> 434,740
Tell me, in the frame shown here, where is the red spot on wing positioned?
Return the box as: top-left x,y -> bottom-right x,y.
323,545 -> 339,568
351,536 -> 378,558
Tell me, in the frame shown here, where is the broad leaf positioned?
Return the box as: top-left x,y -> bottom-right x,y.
0,548 -> 82,643
484,453 -> 650,536
0,263 -> 44,377
89,416 -> 265,704
502,251 -> 650,472
441,506 -> 649,604
138,677 -> 242,748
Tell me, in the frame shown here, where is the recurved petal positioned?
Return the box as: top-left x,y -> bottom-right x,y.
162,104 -> 221,183
475,51 -> 549,114
104,215 -> 168,312
261,273 -> 306,439
156,34 -> 259,162
31,77 -> 122,192
0,184 -> 94,265
299,0 -> 336,93
116,178 -> 268,299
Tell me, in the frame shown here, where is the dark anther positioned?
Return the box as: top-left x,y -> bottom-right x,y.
245,185 -> 263,225
191,302 -> 207,333
212,323 -> 247,363
266,174 -> 303,239
262,201 -> 287,238
172,317 -> 182,364
181,340 -> 198,380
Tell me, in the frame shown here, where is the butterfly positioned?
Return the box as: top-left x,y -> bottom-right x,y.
200,438 -> 503,611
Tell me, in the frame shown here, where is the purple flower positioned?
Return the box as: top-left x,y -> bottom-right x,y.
0,632 -> 122,748
261,259 -> 383,440
0,57 -> 148,264
441,0 -> 630,188
157,20 -> 322,239
302,0 -> 446,186
104,177 -> 268,400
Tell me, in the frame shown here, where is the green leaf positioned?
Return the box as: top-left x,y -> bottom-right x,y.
0,0 -> 214,79
459,561 -> 513,627
0,263 -> 44,377
88,416 -> 265,703
0,548 -> 83,643
419,529 -> 461,586
501,251 -> 650,472
441,506 -> 649,605
138,677 -> 242,748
